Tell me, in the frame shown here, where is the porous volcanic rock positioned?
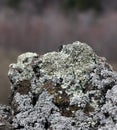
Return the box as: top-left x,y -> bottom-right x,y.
0,41 -> 117,130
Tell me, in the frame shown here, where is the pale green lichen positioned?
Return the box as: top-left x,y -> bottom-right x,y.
8,52 -> 39,93
8,41 -> 100,101
39,41 -> 99,97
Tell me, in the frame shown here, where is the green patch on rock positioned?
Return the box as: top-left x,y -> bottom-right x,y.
8,41 -> 101,116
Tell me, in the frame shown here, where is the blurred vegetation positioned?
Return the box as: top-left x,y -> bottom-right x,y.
6,0 -> 102,12
7,0 -> 22,9
63,0 -> 102,11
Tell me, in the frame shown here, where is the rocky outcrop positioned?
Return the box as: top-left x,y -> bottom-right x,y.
0,41 -> 117,130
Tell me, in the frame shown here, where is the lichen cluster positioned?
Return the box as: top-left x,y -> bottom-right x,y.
0,41 -> 117,130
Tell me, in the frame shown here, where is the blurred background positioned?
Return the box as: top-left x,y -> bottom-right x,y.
0,0 -> 117,104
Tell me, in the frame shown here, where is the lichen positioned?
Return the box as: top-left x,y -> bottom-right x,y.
0,41 -> 116,129
39,41 -> 99,96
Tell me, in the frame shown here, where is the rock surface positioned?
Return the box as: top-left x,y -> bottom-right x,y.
0,41 -> 117,130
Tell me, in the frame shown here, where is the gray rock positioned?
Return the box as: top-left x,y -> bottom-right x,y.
0,41 -> 117,129
0,105 -> 12,130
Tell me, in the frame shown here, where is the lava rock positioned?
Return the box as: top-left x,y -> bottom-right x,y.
0,41 -> 117,130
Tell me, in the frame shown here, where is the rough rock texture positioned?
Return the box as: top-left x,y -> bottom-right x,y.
0,41 -> 117,130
